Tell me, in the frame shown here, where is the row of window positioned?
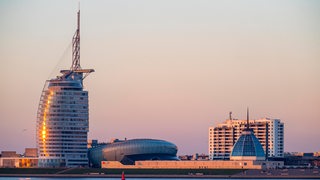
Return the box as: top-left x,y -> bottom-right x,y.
37,135 -> 87,139
55,92 -> 87,96
39,150 -> 87,154
39,147 -> 87,151
40,153 -> 88,158
44,122 -> 87,126
43,123 -> 88,127
39,146 -> 88,150
39,127 -> 88,131
39,113 -> 88,117
41,95 -> 87,101
40,100 -> 88,105
39,142 -> 87,146
44,109 -> 88,113
40,95 -> 87,102
37,118 -> 88,122
38,131 -> 87,135
51,105 -> 88,109
211,130 -> 275,134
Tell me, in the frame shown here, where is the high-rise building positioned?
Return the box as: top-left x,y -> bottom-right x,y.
208,112 -> 284,160
36,10 -> 94,167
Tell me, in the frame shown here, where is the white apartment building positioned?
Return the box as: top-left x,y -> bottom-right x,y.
209,117 -> 284,160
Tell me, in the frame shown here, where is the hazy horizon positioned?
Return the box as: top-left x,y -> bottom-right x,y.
1,0 -> 319,155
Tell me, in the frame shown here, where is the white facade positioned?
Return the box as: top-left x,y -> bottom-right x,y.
209,118 -> 284,160
36,78 -> 90,167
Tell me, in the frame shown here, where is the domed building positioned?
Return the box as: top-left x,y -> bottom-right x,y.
230,130 -> 265,161
88,139 -> 179,167
230,108 -> 266,161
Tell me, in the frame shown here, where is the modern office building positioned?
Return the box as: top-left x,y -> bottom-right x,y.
36,10 -> 94,167
0,149 -> 38,168
88,139 -> 179,167
208,111 -> 284,160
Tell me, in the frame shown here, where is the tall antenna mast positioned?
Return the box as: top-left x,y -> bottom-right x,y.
60,6 -> 94,80
246,107 -> 250,130
71,9 -> 81,70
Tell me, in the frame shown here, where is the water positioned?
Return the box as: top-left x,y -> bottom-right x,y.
0,178 -> 314,180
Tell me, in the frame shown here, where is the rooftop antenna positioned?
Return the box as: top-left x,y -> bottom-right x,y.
229,111 -> 232,120
71,6 -> 81,71
60,5 -> 94,80
246,107 -> 250,130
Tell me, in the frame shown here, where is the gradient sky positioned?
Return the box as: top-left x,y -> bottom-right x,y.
0,0 -> 319,155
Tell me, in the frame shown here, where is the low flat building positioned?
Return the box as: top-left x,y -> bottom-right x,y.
25,148 -> 38,157
101,160 -> 283,170
0,157 -> 38,168
1,151 -> 19,158
0,149 -> 38,168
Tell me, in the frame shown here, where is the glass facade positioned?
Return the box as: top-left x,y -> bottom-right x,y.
230,130 -> 265,160
88,139 -> 179,167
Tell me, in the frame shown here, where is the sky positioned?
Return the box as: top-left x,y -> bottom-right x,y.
0,0 -> 319,155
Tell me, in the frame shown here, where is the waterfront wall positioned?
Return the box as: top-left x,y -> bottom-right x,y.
101,160 -> 284,169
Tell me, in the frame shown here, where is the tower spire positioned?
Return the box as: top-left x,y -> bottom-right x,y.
71,9 -> 81,70
246,107 -> 250,130
60,8 -> 94,80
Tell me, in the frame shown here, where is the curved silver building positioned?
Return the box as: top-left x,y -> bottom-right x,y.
36,10 -> 94,167
88,139 -> 179,167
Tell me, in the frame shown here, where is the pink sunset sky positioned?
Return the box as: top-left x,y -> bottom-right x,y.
0,0 -> 319,155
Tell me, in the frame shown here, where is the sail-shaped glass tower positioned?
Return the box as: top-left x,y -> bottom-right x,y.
36,10 -> 94,167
